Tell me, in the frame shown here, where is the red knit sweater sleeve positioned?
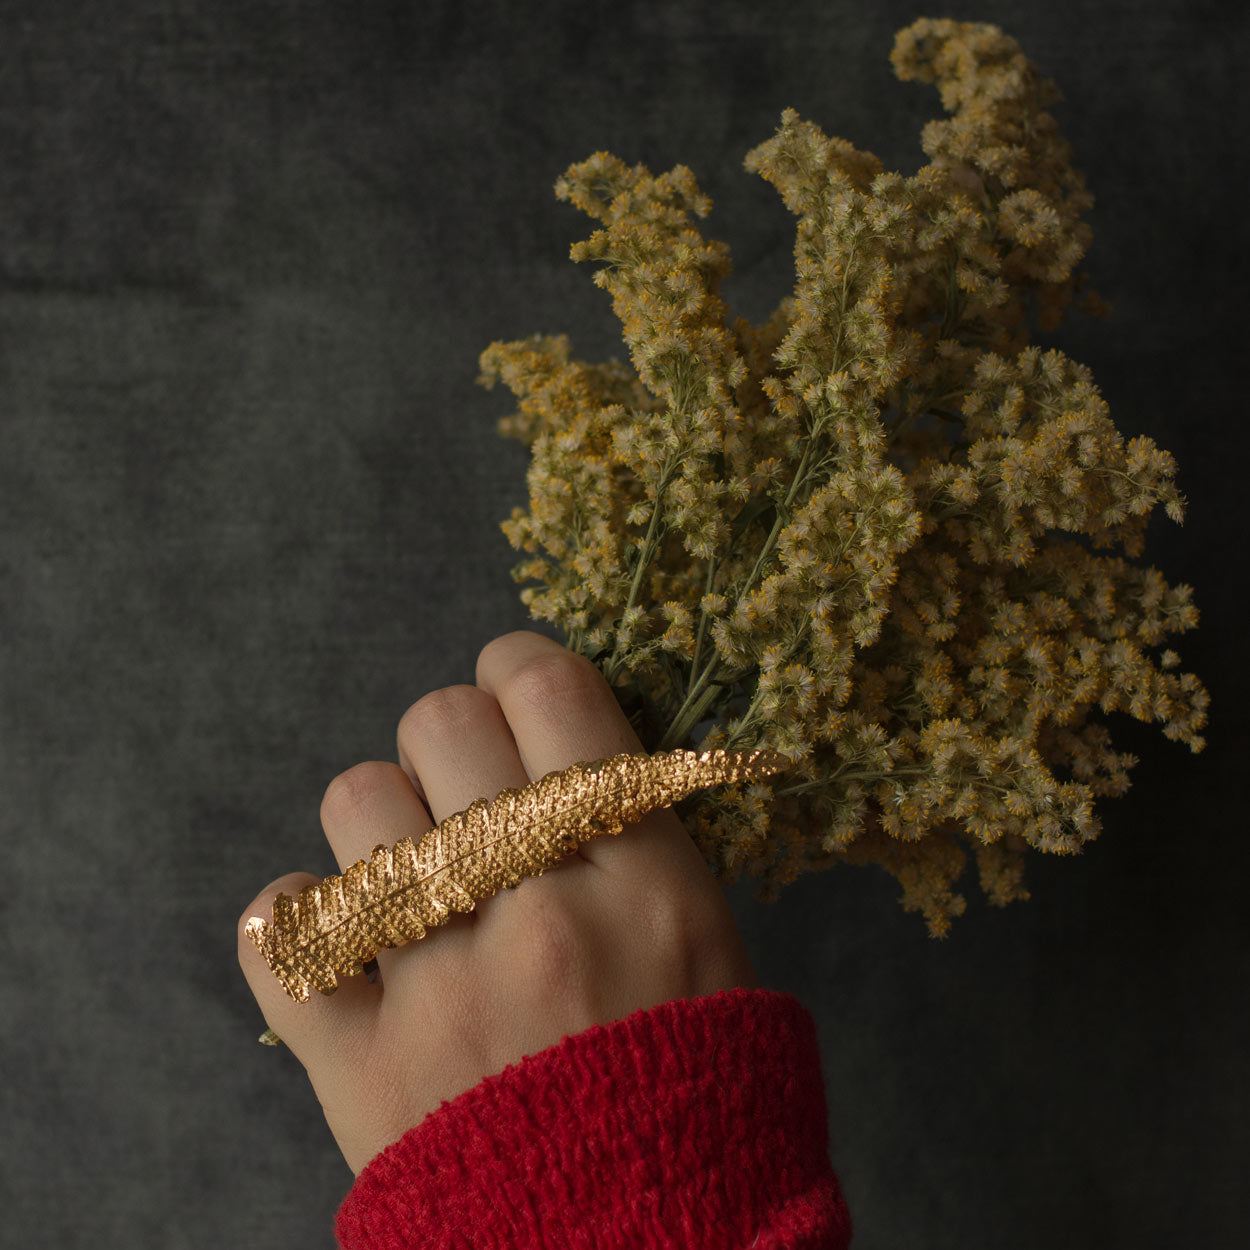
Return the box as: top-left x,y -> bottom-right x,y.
335,985 -> 853,1249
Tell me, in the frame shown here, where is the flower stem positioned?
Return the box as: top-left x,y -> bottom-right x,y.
660,432 -> 826,750
687,552 -> 720,681
657,669 -> 731,752
603,455 -> 680,686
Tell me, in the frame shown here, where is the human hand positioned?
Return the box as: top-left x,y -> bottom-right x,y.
238,629 -> 761,1175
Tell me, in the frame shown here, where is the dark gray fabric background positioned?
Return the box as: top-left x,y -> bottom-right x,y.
1,2 -> 1244,1246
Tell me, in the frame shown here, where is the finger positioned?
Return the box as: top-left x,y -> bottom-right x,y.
319,761 -> 435,873
474,630 -> 703,879
396,681 -> 590,874
238,871 -> 381,1067
386,678 -> 594,1006
319,758 -> 465,986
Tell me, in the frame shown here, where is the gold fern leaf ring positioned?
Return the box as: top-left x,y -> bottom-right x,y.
244,747 -> 790,1007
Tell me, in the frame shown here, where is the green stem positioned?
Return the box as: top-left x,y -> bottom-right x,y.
686,552 -> 720,686
617,323 -> 837,750
772,765 -> 929,797
656,432 -> 829,752
603,456 -> 680,686
721,683 -> 770,751
657,673 -> 731,752
741,435 -> 817,592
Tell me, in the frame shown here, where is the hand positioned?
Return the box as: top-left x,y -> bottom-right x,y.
238,629 -> 761,1175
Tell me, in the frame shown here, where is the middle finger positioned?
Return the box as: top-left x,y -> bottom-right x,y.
396,684 -> 590,883
395,681 -> 591,896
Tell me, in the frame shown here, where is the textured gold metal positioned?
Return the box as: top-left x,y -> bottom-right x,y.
246,747 -> 790,1006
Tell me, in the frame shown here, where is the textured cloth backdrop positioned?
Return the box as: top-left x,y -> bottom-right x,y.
1,2 -> 1244,1247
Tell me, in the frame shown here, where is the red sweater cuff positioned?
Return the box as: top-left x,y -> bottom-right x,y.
335,985 -> 852,1249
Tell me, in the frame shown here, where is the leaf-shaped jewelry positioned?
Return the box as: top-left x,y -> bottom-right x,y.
245,746 -> 790,1005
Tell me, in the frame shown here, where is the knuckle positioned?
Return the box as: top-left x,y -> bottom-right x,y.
476,630 -> 557,672
320,760 -> 401,823
506,653 -> 603,719
399,684 -> 493,739
515,904 -> 591,993
634,885 -> 755,992
640,884 -> 730,960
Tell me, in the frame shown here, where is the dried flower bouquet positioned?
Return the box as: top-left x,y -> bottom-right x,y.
476,17 -> 1208,937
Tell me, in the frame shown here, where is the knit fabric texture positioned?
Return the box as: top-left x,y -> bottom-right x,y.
335,985 -> 853,1249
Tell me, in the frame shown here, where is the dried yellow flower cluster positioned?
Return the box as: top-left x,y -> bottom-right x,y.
476,18 -> 1208,936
